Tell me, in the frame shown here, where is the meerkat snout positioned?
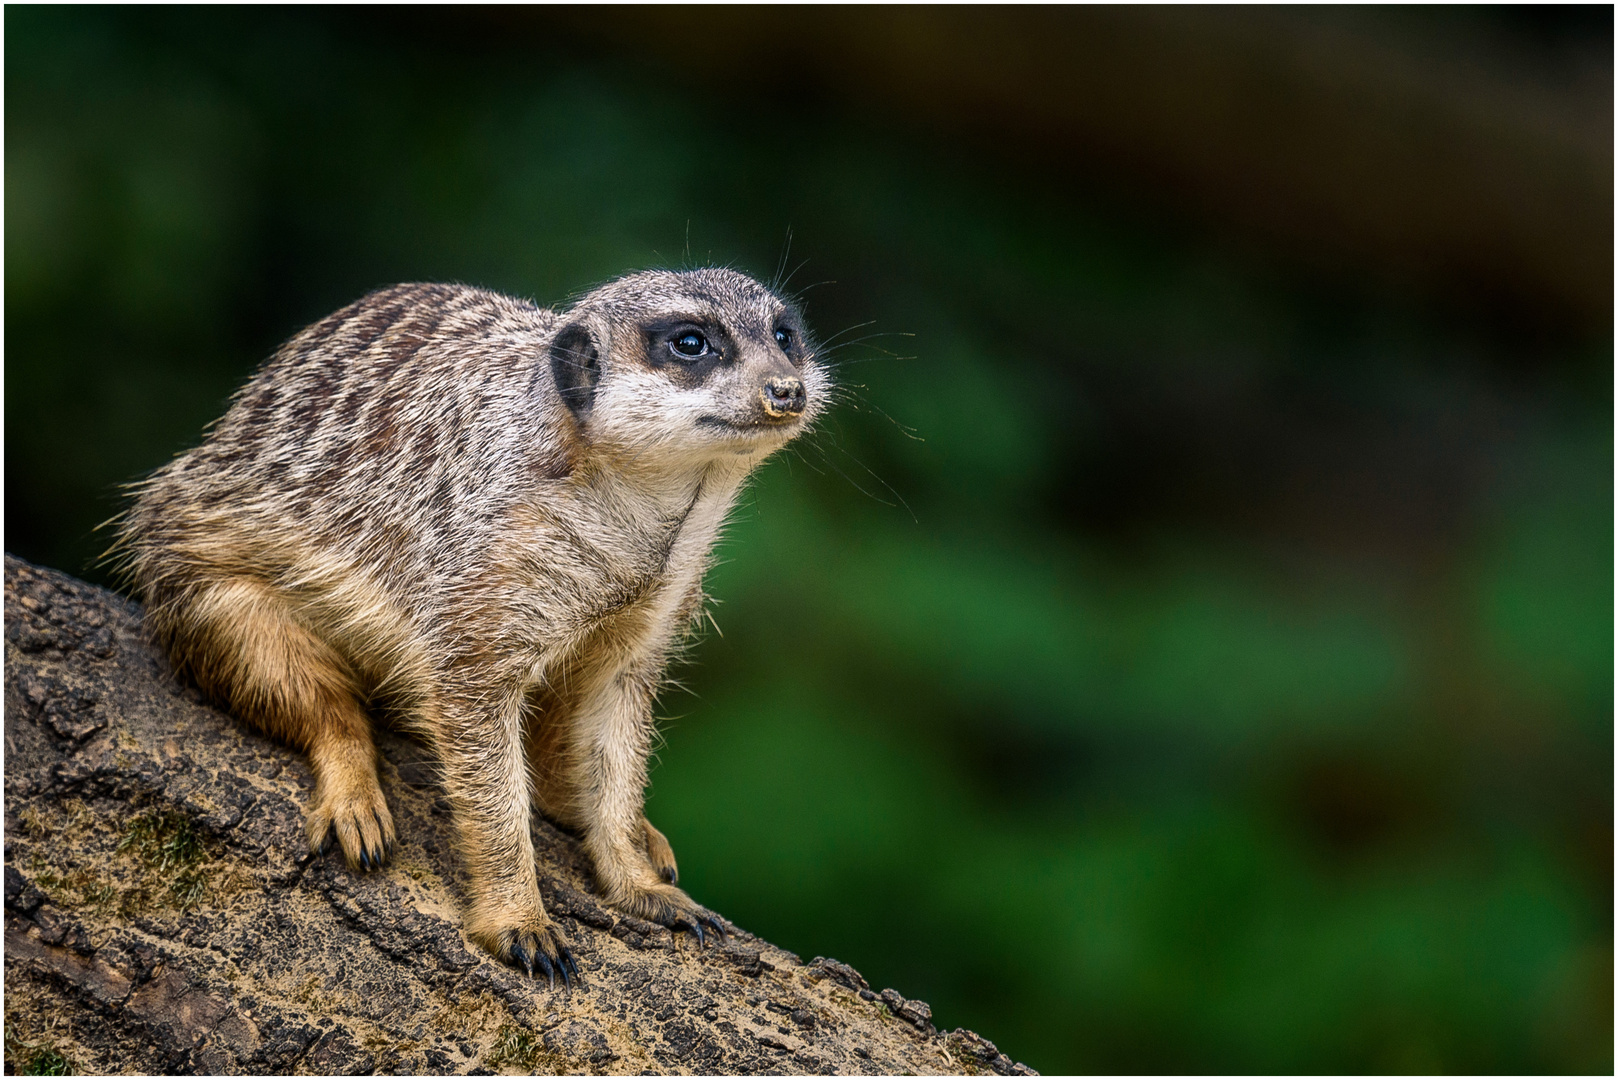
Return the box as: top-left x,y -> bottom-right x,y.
762,375 -> 807,417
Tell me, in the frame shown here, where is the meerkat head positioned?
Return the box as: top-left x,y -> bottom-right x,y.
548,268 -> 829,466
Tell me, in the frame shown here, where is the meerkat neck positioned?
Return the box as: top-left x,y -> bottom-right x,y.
575,450 -> 757,517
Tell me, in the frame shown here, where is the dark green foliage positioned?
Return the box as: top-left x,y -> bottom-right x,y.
22,1048 -> 71,1077
118,808 -> 207,909
118,809 -> 204,870
4,1029 -> 72,1076
485,1024 -> 561,1074
5,8 -> 1610,1073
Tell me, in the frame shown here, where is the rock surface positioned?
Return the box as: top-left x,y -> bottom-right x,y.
2,555 -> 1035,1076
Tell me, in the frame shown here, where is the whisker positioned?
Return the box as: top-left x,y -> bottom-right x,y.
784,278 -> 837,300
779,256 -> 811,294
801,422 -> 919,523
806,442 -> 897,508
783,444 -> 829,477
772,227 -> 793,292
861,399 -> 924,441
813,320 -> 879,350
813,333 -> 916,358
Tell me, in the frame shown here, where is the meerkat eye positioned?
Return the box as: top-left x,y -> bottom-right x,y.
670,331 -> 709,359
774,327 -> 793,348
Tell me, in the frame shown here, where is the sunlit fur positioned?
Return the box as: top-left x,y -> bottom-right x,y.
114,268 -> 828,972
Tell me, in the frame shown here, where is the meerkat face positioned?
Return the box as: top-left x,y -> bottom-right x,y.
549,268 -> 829,465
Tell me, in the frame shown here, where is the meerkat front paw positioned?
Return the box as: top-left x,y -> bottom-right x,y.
615,882 -> 730,947
470,913 -> 580,987
307,780 -> 395,871
642,815 -> 679,885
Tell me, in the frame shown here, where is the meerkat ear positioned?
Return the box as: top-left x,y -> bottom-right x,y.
549,322 -> 601,419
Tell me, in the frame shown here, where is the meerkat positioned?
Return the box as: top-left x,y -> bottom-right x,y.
114,268 -> 828,983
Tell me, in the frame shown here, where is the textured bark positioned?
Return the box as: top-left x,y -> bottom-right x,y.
2,555 -> 1034,1077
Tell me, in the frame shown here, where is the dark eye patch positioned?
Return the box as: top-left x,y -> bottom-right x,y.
772,310 -> 810,367
642,317 -> 733,386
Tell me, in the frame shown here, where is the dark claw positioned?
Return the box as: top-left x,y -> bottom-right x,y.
671,916 -> 706,947
512,941 -> 533,978
700,914 -> 728,944
536,950 -> 556,990
660,866 -> 677,885
560,947 -> 583,987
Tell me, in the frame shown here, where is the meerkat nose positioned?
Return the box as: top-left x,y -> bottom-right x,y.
761,376 -> 806,418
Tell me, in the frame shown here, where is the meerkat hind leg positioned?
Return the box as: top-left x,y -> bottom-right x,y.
304,713 -> 395,871
570,667 -> 728,946
185,578 -> 396,870
524,688 -> 679,885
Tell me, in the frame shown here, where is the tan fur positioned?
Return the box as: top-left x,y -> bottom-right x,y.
112,270 -> 828,980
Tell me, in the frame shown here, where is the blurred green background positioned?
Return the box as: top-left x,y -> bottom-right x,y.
6,7 -> 1612,1073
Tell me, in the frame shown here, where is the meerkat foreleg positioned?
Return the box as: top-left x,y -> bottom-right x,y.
434,678 -> 579,984
171,578 -> 395,869
569,661 -> 726,944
